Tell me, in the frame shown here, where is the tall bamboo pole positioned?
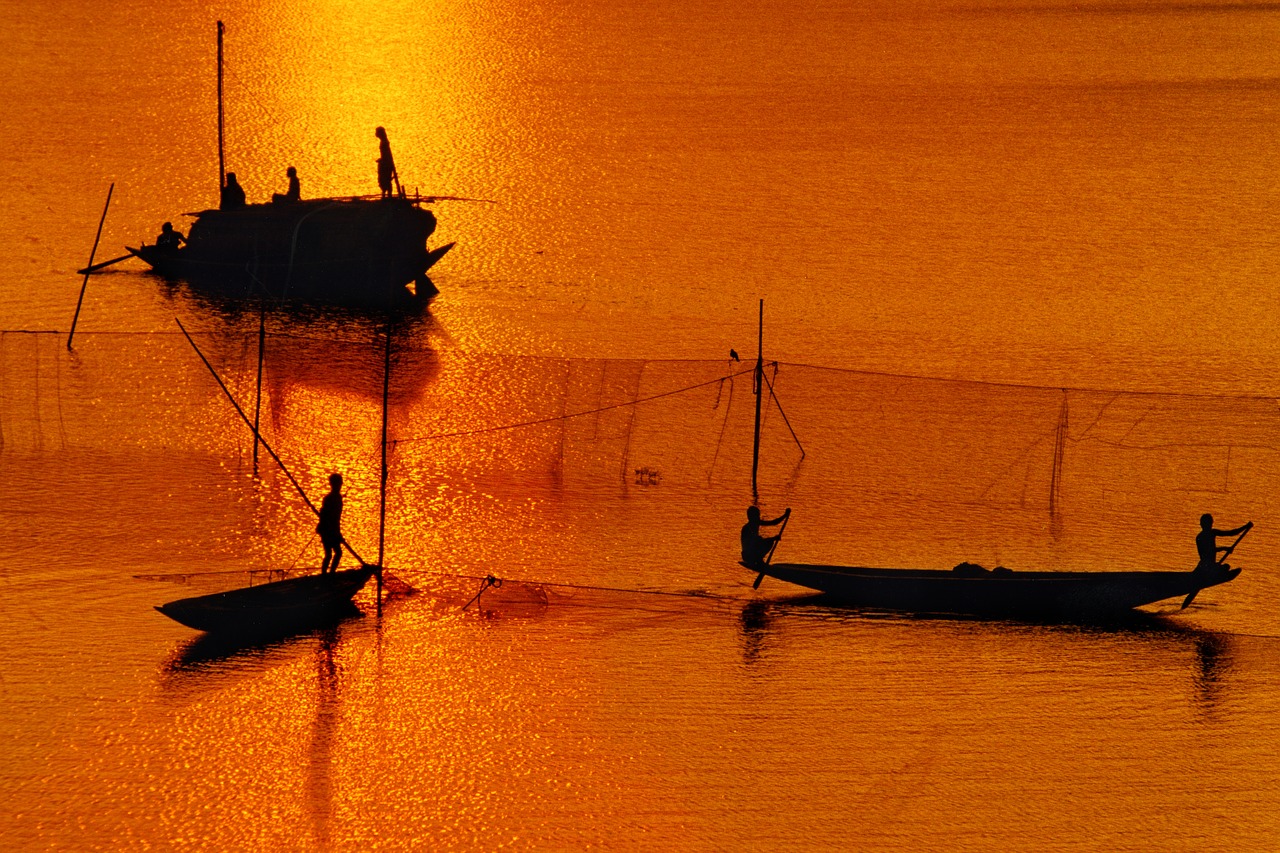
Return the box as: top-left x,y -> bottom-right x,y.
377,321 -> 392,599
217,21 -> 226,194
751,299 -> 763,496
68,183 -> 114,350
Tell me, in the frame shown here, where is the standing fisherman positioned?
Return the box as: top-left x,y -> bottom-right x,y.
375,126 -> 398,198
318,473 -> 346,573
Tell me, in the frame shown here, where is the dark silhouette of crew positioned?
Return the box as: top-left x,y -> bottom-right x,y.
375,126 -> 397,198
1195,514 -> 1251,573
155,221 -> 186,251
317,473 -> 345,573
221,172 -> 247,209
740,505 -> 790,567
272,166 -> 301,204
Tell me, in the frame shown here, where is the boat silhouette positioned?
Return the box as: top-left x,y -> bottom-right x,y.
155,318 -> 403,634
157,569 -> 373,634
127,22 -> 456,308
745,561 -> 1241,620
740,300 -> 1245,619
129,198 -> 454,307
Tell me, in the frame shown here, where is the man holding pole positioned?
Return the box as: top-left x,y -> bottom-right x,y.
1196,513 -> 1252,574
318,473 -> 346,573
741,506 -> 790,568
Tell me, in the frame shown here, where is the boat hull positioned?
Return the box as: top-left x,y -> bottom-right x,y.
131,198 -> 452,307
752,562 -> 1242,618
156,566 -> 376,633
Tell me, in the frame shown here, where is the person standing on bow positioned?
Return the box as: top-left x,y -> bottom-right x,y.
375,126 -> 397,198
1196,513 -> 1252,573
318,473 -> 346,573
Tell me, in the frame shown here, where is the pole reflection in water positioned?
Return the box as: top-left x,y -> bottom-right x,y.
306,627 -> 342,850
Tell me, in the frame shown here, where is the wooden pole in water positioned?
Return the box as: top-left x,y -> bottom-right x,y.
217,21 -> 226,195
751,298 -> 764,496
68,183 -> 114,350
76,253 -> 133,276
251,302 -> 266,476
377,320 -> 392,599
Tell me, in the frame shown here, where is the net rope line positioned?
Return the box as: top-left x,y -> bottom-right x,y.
389,365 -> 758,444
8,327 -> 1280,403
132,563 -> 756,605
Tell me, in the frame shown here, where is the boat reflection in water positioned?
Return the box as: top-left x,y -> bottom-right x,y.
737,599 -> 1237,713
162,604 -> 362,674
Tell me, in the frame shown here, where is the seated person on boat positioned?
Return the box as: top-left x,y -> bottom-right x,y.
272,166 -> 301,204
1196,514 -> 1251,574
741,506 -> 790,568
220,172 -> 247,210
154,221 -> 185,251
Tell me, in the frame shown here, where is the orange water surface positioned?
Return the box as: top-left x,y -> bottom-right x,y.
2,0 -> 1280,850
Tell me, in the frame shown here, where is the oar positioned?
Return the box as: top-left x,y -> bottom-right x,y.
76,253 -> 134,275
752,510 -> 791,590
1182,523 -> 1251,609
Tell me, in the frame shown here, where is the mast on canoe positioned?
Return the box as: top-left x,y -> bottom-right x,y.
751,299 -> 764,497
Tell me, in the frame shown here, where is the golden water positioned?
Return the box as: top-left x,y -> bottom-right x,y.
2,0 -> 1280,850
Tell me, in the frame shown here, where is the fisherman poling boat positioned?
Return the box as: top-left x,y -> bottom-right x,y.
155,316 -> 405,635
737,301 -> 1249,619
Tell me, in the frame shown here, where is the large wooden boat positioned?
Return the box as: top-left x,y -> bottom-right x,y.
156,566 -> 375,633
745,561 -> 1242,619
128,22 -> 456,308
128,197 -> 454,306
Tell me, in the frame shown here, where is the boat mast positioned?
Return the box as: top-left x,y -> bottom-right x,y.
217,20 -> 226,194
751,298 -> 763,496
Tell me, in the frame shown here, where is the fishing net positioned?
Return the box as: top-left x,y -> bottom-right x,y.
4,328 -> 1273,578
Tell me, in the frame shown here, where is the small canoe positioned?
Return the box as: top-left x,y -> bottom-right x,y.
156,566 -> 375,634
748,562 -> 1242,619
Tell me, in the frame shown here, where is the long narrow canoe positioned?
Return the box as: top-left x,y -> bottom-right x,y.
156,566 -> 375,633
748,562 -> 1242,618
